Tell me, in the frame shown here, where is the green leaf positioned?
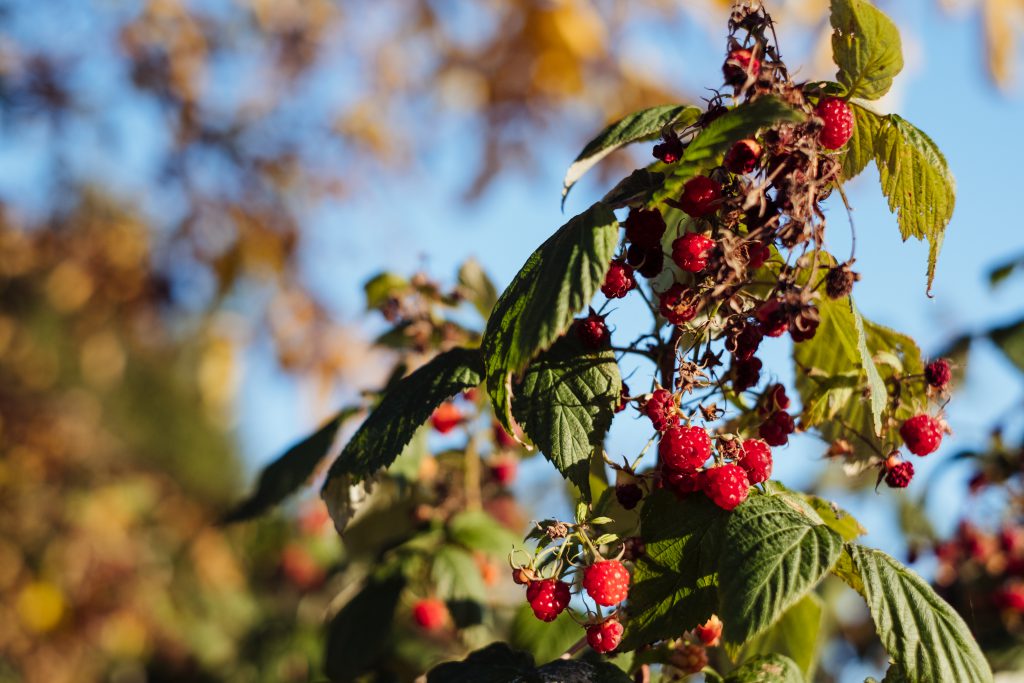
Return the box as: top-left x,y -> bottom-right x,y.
739,593 -> 824,678
222,407 -> 359,523
853,306 -> 887,435
602,169 -> 666,209
511,336 -> 620,500
838,545 -> 993,683
483,202 -> 618,434
718,494 -> 843,645
989,252 -> 1024,288
562,105 -> 700,205
829,0 -> 903,100
724,654 -> 805,683
432,545 -> 487,601
447,510 -> 520,556
873,114 -> 956,293
841,102 -> 882,179
324,574 -> 405,681
458,258 -> 499,318
990,318 -> 1024,373
801,494 -> 866,542
364,271 -> 410,309
388,425 -> 429,483
621,490 -> 727,650
509,605 -> 583,665
426,643 -> 633,683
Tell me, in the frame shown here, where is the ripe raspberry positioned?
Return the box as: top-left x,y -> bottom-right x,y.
526,579 -> 571,622
659,425 -> 713,472
996,583 -> 1024,612
412,598 -> 448,631
702,463 -> 750,511
659,284 -> 698,325
490,456 -> 517,486
723,48 -> 761,86
576,309 -> 610,349
727,321 -> 763,361
744,240 -> 772,269
624,207 -> 667,249
431,403 -> 462,434
653,134 -> 684,164
643,388 -> 678,432
826,262 -> 860,299
678,176 -> 722,218
724,139 -> 762,174
626,243 -> 664,278
583,560 -> 630,606
695,615 -> 723,647
663,466 -> 702,498
900,414 -> 944,456
883,455 -> 914,489
925,358 -> 952,390
755,299 -> 789,337
739,439 -> 773,484
672,233 -> 716,273
601,260 -> 636,299
731,356 -> 762,392
815,97 -> 854,150
759,410 -> 795,447
493,421 -> 518,448
671,642 -> 708,674
586,617 -> 624,654
615,483 -> 643,510
615,382 -> 630,413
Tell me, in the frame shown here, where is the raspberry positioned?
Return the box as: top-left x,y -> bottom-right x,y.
996,583 -> 1024,612
744,240 -> 771,269
653,134 -> 684,164
671,642 -> 708,674
731,356 -> 762,392
815,97 -> 854,150
431,403 -> 462,434
624,207 -> 666,249
490,456 -> 517,486
601,260 -> 636,299
576,309 -> 610,349
925,358 -> 952,389
643,388 -> 678,432
739,439 -> 773,484
900,414 -> 943,456
762,383 -> 790,413
511,567 -> 534,585
678,176 -> 722,218
583,560 -> 630,606
526,579 -> 571,622
615,382 -> 630,413
695,615 -> 723,647
884,455 -> 914,489
671,233 -> 716,273
727,321 -> 763,361
755,299 -> 788,337
759,410 -> 795,447
659,283 -> 698,325
615,483 -> 643,510
586,617 -> 624,654
826,262 -> 860,299
626,243 -> 664,278
663,467 -> 702,498
412,598 -> 448,630
659,425 -> 712,472
723,48 -> 761,86
493,421 -> 518,448
702,463 -> 750,511
789,304 -> 820,342
724,139 -> 762,174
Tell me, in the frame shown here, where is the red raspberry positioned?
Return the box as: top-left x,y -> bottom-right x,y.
586,617 -> 624,654
762,383 -> 791,413
653,135 -> 684,164
755,298 -> 789,337
431,403 -> 462,434
659,425 -> 712,472
727,321 -> 763,361
900,414 -> 943,456
663,467 -> 702,498
490,456 -> 517,486
723,48 -> 761,85
789,304 -> 820,342
815,97 -> 854,150
925,358 -> 952,389
671,642 -> 708,674
659,284 -> 698,325
643,388 -> 678,432
759,410 -> 795,447
576,309 -> 610,349
615,483 -> 643,510
583,560 -> 630,606
724,139 -> 762,174
601,260 -> 636,299
526,579 -> 571,622
996,583 -> 1024,612
671,233 -> 716,273
883,455 -> 914,489
731,356 -> 762,392
702,463 -> 750,511
493,421 -> 518,448
739,439 -> 773,484
626,243 -> 664,278
744,240 -> 772,269
412,598 -> 448,630
624,207 -> 666,249
695,615 -> 723,647
615,382 -> 630,413
678,176 -> 722,218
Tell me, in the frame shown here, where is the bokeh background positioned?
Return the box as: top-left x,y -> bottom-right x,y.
2,0 -> 1024,681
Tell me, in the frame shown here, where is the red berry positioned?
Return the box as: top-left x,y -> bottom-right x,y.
723,48 -> 761,86
739,439 -> 773,484
494,421 -> 518,448
744,240 -> 771,269
642,388 -> 677,432
671,233 -> 716,273
761,383 -> 790,413
815,97 -> 854,150
586,617 -> 625,654
659,283 -> 698,325
490,456 -> 517,486
431,403 -> 462,434
996,583 -> 1024,612
526,579 -> 571,622
615,382 -> 630,413
583,560 -> 630,606
659,425 -> 712,472
731,356 -> 762,392
900,414 -> 943,456
724,139 -> 762,174
615,483 -> 644,510
663,467 -> 702,498
702,463 -> 750,511
412,598 -> 448,630
759,410 -> 795,447
576,309 -> 610,349
755,299 -> 788,337
624,207 -> 666,249
925,358 -> 952,389
601,260 -> 636,299
653,135 -> 684,164
727,321 -> 763,361
626,243 -> 664,278
884,456 -> 914,489
678,176 -> 722,218
695,615 -> 723,647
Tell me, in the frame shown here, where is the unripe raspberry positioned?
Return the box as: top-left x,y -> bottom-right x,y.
601,260 -> 636,299
755,299 -> 788,337
815,97 -> 855,150
671,233 -> 716,273
643,388 -> 678,432
663,466 -> 702,498
723,48 -> 761,86
586,617 -> 624,654
412,598 -> 448,631
678,176 -> 723,218
490,456 -> 517,486
659,284 -> 698,325
615,483 -> 644,510
626,243 -> 664,278
731,356 -> 762,392
431,403 -> 462,434
695,615 -> 723,647
826,262 -> 860,299
724,139 -> 762,174
526,579 -> 571,621
583,560 -> 630,606
659,425 -> 713,472
703,463 -> 750,511
653,135 -> 684,164
511,567 -> 534,585
884,455 -> 914,489
925,358 -> 952,389
900,414 -> 944,456
739,439 -> 773,484
759,410 -> 795,447
576,309 -> 610,349
624,207 -> 667,249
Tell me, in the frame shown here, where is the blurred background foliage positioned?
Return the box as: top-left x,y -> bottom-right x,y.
1,0 -> 1024,681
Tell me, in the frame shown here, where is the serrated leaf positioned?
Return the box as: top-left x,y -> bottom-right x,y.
483,202 -> 619,435
432,545 -> 486,601
830,0 -> 903,100
324,574 -> 405,681
602,169 -> 666,209
562,105 -> 700,205
724,654 -> 805,683
458,258 -> 499,318
718,495 -> 843,645
989,318 -> 1024,373
512,336 -> 620,500
447,510 -> 519,556
837,545 -> 993,683
853,306 -> 886,435
801,494 -> 866,542
841,102 -> 883,180
621,491 -> 727,650
425,643 -> 633,683
739,593 -> 824,678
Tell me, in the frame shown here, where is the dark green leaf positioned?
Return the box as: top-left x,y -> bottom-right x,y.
447,510 -> 520,556
990,318 -> 1024,373
724,654 -> 805,683
426,643 -> 534,683
458,258 -> 499,318
509,605 -> 582,665
535,660 -> 633,683
830,0 -> 903,100
739,593 -> 824,678
324,574 -> 405,681
602,169 -> 666,209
